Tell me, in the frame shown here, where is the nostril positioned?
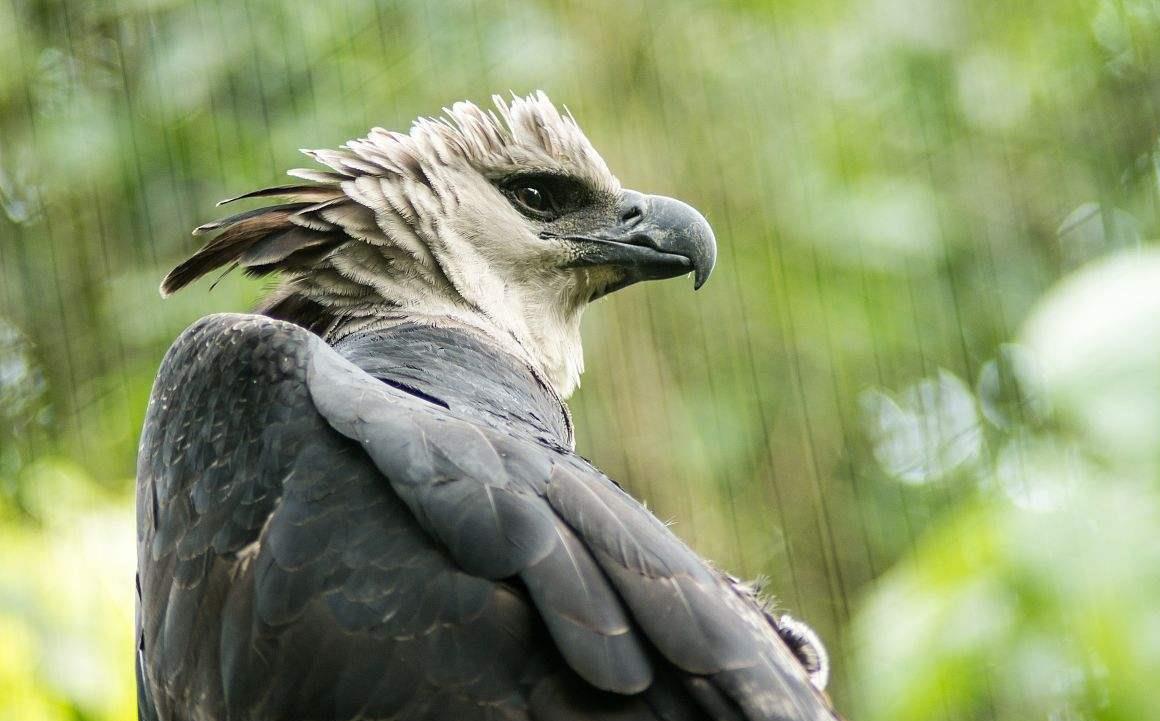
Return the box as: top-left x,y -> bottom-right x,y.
620,204 -> 644,226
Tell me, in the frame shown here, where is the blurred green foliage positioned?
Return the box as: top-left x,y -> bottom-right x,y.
1,0 -> 1158,719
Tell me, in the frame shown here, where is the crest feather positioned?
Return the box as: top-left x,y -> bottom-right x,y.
163,92 -> 617,298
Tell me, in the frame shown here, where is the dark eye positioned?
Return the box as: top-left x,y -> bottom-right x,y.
514,185 -> 551,213
500,173 -> 590,221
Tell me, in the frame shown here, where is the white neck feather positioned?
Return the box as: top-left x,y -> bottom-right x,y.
296,226 -> 589,399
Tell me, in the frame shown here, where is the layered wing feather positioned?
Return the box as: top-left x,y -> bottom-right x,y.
308,325 -> 838,720
137,313 -> 837,721
138,315 -> 549,721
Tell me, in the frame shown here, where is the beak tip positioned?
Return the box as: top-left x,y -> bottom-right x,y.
691,228 -> 716,291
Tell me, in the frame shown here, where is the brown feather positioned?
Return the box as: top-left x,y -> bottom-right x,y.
242,245 -> 337,278
236,228 -> 336,267
193,203 -> 311,236
162,208 -> 343,296
287,168 -> 348,184
216,185 -> 344,206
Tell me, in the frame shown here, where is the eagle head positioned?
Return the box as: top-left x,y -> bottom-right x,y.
162,92 -> 716,398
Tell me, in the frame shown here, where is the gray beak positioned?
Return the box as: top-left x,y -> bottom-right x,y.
561,190 -> 717,292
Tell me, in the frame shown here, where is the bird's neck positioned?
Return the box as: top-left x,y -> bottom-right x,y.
263,253 -> 590,400
331,322 -> 576,450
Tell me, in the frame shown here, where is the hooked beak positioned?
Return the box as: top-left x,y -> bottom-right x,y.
559,190 -> 717,293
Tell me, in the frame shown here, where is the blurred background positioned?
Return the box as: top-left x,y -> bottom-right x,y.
2,0 -> 1159,719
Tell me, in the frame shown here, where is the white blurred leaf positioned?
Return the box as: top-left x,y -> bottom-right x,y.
862,370 -> 983,484
1021,248 -> 1160,472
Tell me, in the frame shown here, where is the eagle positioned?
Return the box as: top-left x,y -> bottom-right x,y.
136,92 -> 838,721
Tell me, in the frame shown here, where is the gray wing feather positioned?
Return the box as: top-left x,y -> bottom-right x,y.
139,314 -> 544,720
307,338 -> 835,719
139,312 -> 834,721
309,346 -> 657,695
